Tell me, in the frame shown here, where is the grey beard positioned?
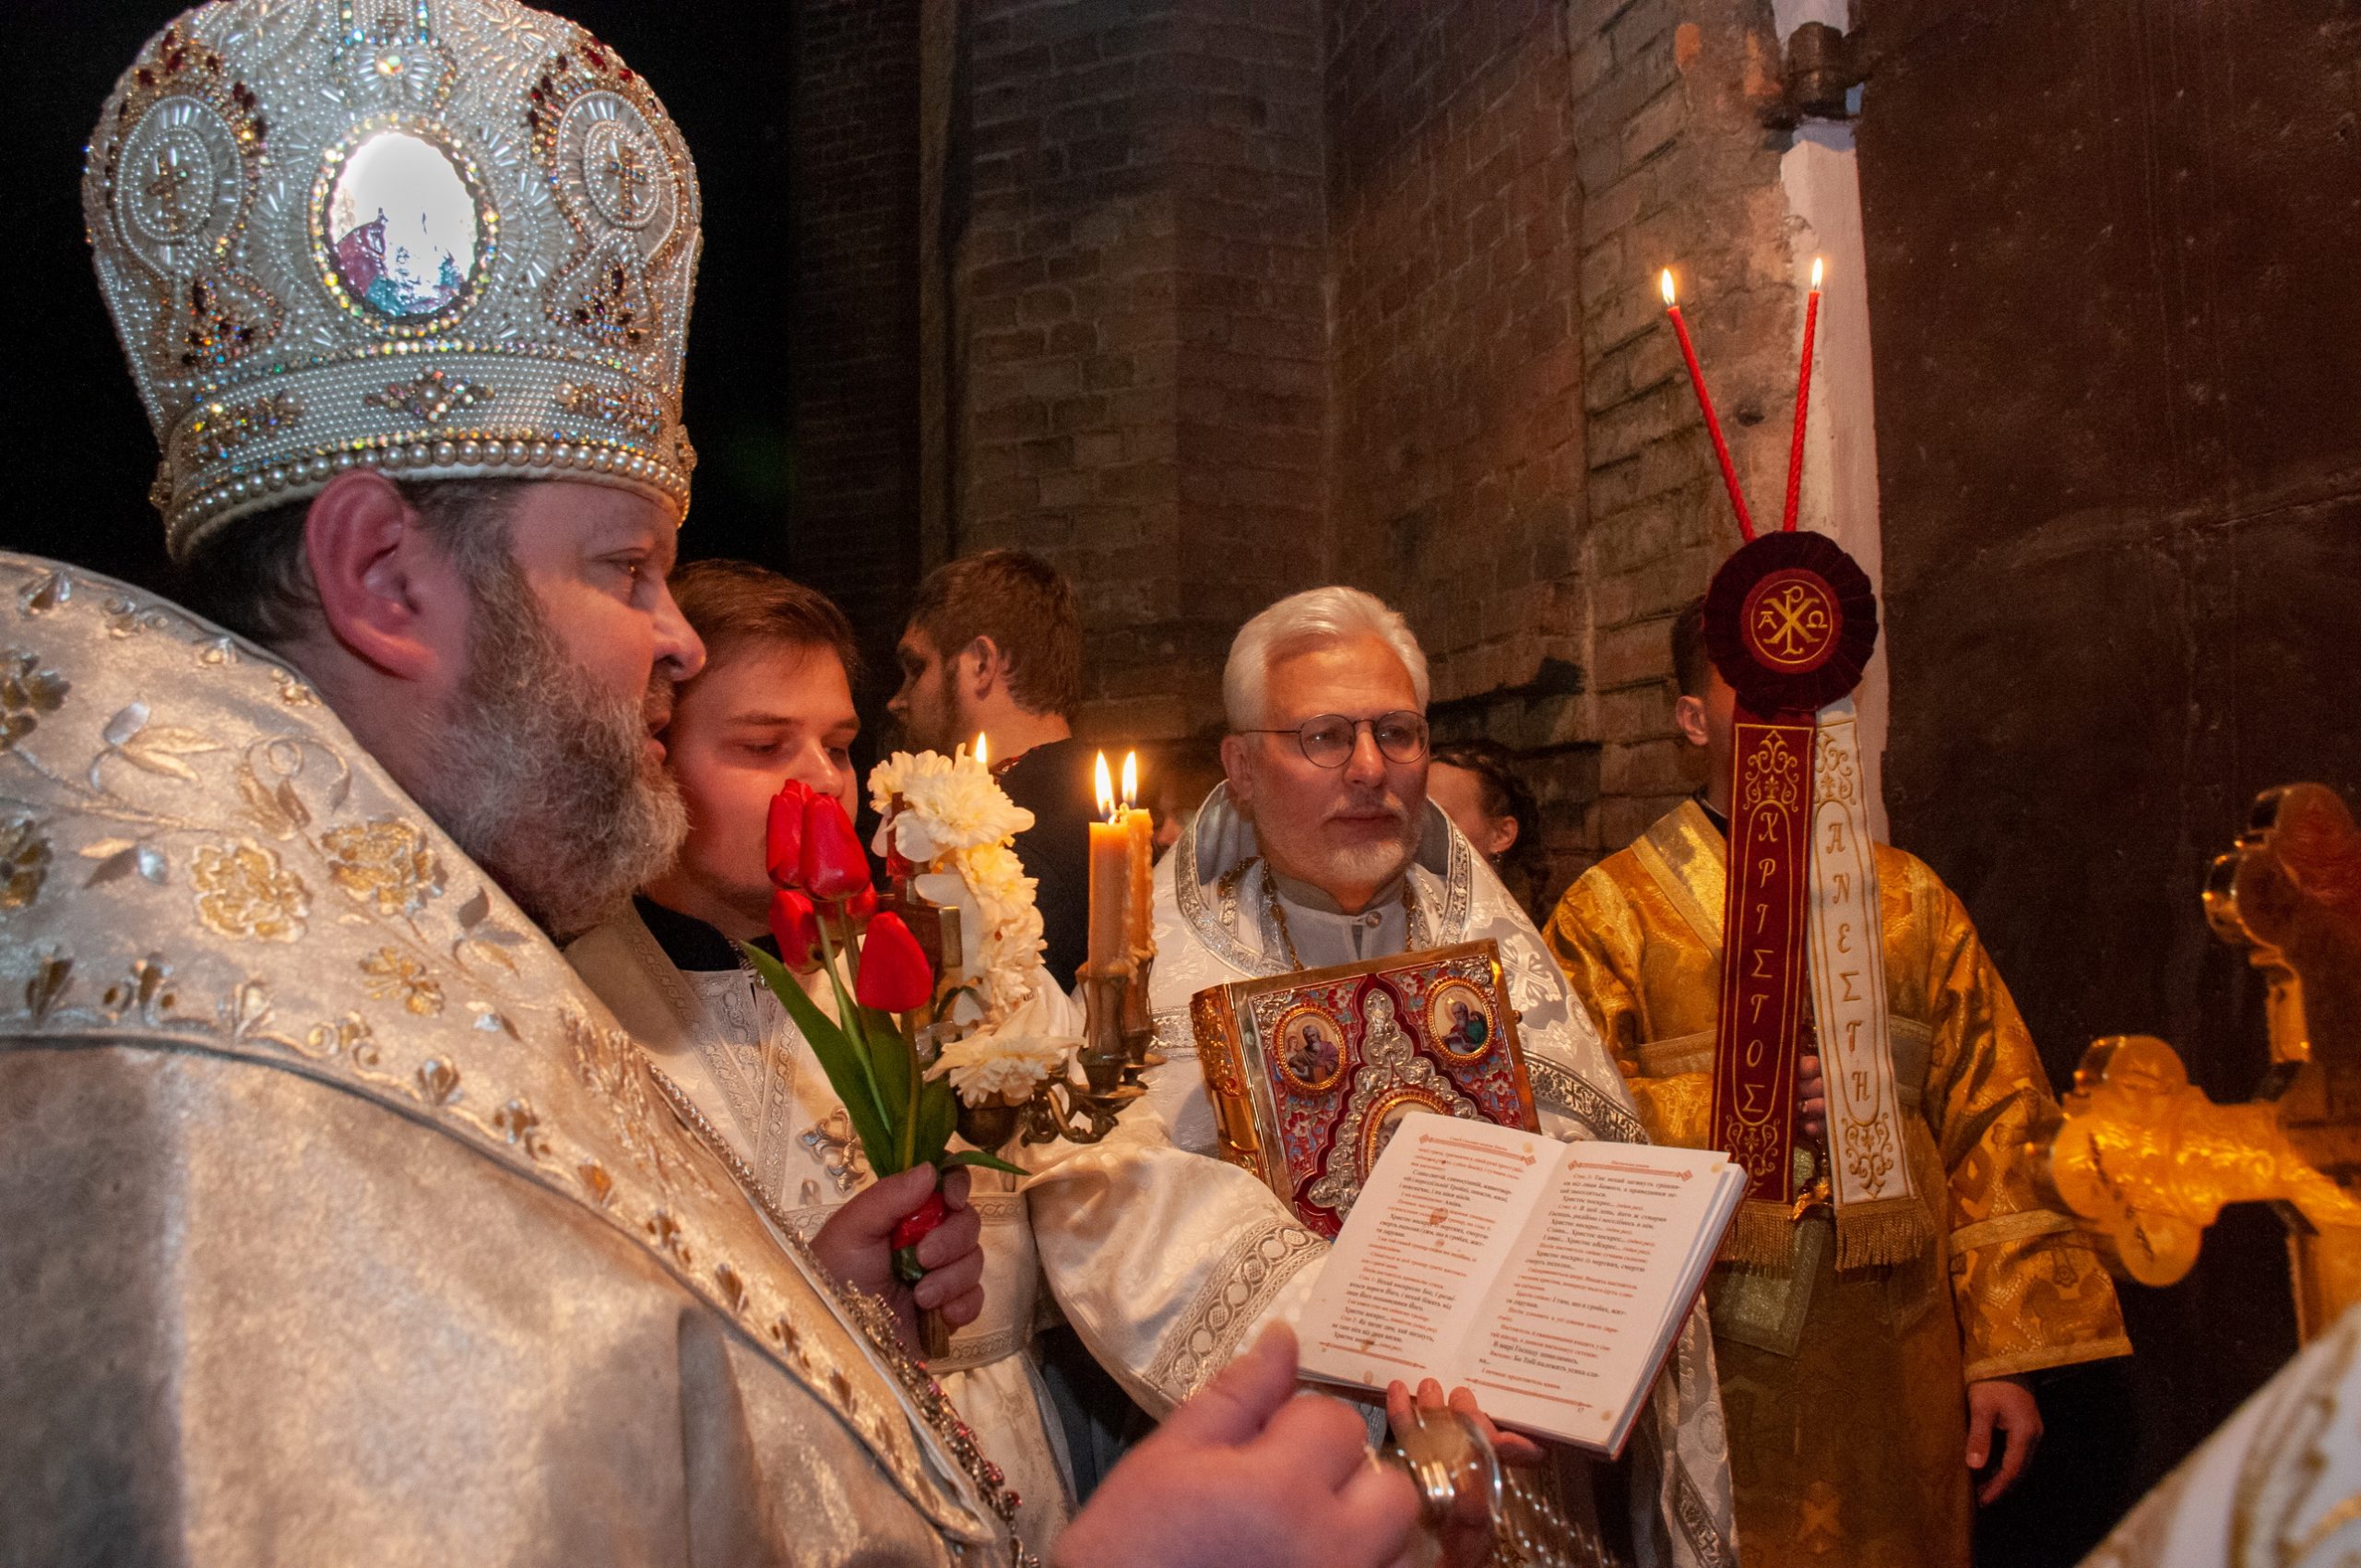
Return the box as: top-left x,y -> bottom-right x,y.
1309,827 -> 1418,893
417,564 -> 687,943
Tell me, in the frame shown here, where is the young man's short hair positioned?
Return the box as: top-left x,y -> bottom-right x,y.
1670,595 -> 1711,699
670,559 -> 860,683
906,549 -> 1083,719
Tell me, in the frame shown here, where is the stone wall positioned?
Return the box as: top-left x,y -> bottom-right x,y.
1562,0 -> 1806,860
920,0 -> 1819,900
788,0 -> 926,687
1322,0 -> 1596,891
939,0 -> 1325,742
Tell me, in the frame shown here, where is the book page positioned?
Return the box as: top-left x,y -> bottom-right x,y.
1296,1116 -> 1556,1391
1458,1146 -> 1738,1450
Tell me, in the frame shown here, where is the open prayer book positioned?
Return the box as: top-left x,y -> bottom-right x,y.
1296,1114 -> 1745,1458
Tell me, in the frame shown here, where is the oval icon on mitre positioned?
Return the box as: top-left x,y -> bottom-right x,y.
318,124 -> 490,327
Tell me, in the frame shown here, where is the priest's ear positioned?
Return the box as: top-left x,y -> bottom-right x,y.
1673,693 -> 1711,749
1220,732 -> 1258,810
301,469 -> 474,687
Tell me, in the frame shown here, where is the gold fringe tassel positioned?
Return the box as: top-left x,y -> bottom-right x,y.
1718,1200 -> 1800,1269
1833,1195 -> 1938,1269
1717,1196 -> 1937,1271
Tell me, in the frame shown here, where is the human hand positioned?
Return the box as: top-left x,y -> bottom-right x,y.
808,1164 -> 982,1353
1965,1376 -> 2042,1504
1797,1051 -> 1827,1141
1383,1378 -> 1544,1568
1055,1324 -> 1421,1568
1385,1378 -> 1546,1469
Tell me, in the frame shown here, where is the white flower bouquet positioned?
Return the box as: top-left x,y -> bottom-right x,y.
870,747 -> 1082,1118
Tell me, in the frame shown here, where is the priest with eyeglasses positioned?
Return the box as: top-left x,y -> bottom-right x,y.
1025,587 -> 1741,1568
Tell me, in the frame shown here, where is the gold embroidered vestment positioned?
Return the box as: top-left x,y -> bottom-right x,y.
1545,801 -> 2130,1568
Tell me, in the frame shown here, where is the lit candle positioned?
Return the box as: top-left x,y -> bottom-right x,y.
1121,751 -> 1154,955
1783,256 -> 1822,534
973,731 -> 990,769
1086,751 -> 1130,974
1660,268 -> 1756,541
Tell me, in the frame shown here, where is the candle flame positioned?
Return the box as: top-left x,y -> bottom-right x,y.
1659,268 -> 1678,307
1809,255 -> 1824,289
974,731 -> 989,770
1121,751 -> 1138,810
1095,751 -> 1115,820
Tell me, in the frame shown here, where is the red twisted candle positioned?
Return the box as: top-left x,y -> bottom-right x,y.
1660,269 -> 1755,541
1783,256 -> 1823,533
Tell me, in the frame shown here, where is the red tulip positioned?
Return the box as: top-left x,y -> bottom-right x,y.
855,912 -> 934,1013
841,884 -> 879,926
800,793 -> 873,900
767,887 -> 822,971
765,780 -> 813,888
890,1187 -> 948,1252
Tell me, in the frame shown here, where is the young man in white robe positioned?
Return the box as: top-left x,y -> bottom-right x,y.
565,560 -> 1082,1545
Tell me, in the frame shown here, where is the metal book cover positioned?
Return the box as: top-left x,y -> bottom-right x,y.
1189,940 -> 1539,1239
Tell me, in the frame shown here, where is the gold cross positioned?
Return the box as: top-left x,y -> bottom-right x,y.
145,145 -> 200,230
601,137 -> 656,224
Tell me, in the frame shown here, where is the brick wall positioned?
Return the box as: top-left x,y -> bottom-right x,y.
789,0 -> 925,692
945,0 -> 1324,742
1564,0 -> 1802,860
911,0 -> 1809,896
1323,0 -> 1595,893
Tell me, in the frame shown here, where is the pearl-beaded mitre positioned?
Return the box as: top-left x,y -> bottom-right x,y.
84,0 -> 702,558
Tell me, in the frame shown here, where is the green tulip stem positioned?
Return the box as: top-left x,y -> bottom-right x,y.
812,908 -> 889,1157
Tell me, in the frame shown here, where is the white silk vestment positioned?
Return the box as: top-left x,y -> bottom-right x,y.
566,902 -> 1079,1546
1062,784 -> 1741,1568
2079,1300 -> 2358,1568
0,554 -> 1024,1566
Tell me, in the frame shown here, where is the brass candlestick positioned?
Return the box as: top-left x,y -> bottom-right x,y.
1016,958 -> 1146,1146
1121,944 -> 1166,1080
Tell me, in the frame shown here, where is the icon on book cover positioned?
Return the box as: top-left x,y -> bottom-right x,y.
1189,940 -> 1539,1239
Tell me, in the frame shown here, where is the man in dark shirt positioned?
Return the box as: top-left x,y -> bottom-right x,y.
888,550 -> 1094,991
886,549 -> 1148,1494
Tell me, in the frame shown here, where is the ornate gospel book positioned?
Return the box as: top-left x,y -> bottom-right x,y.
1188,941 -> 1539,1240
1297,1118 -> 1744,1456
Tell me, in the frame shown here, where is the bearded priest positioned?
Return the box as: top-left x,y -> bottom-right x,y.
1543,597 -> 2130,1568
1026,588 -> 1740,1568
0,5 -> 1430,1564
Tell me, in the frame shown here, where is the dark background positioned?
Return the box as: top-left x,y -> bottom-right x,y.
6,0 -> 809,612
1864,0 -> 2361,1556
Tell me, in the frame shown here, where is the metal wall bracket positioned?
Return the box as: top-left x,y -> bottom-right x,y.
1766,21 -> 1870,126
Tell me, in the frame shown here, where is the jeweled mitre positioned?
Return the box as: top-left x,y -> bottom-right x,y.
84,0 -> 701,558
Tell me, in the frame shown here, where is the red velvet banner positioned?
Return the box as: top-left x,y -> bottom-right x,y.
1707,712 -> 1817,1206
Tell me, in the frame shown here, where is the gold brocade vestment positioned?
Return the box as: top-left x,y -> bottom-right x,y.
0,553 -> 1019,1566
1545,801 -> 2130,1568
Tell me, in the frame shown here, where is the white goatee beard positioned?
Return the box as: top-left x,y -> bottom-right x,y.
1308,827 -> 1419,895
417,564 -> 688,943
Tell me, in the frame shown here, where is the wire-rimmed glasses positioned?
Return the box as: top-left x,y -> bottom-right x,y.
1237,711 -> 1430,768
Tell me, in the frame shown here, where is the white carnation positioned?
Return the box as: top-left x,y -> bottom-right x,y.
868,748 -> 1034,861
928,1030 -> 1073,1106
864,746 -> 1058,1032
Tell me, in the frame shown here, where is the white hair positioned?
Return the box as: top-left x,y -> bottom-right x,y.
1223,586 -> 1431,730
